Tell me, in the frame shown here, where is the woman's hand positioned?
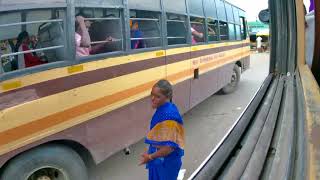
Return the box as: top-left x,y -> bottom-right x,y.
139,153 -> 152,166
106,36 -> 115,42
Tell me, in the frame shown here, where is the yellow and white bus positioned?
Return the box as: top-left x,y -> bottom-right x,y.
0,0 -> 250,179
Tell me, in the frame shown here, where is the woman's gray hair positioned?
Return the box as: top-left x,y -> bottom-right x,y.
154,79 -> 173,100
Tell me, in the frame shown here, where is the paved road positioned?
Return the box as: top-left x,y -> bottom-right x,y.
90,53 -> 270,180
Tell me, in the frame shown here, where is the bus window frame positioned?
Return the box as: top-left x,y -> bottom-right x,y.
240,16 -> 248,40
0,6 -> 71,80
190,15 -> 207,45
166,13 -> 189,47
74,7 -> 126,63
74,0 -> 123,9
0,3 -> 67,12
235,24 -> 241,41
207,18 -> 220,43
128,9 -> 164,52
218,20 -> 229,42
228,23 -> 236,41
225,2 -> 235,24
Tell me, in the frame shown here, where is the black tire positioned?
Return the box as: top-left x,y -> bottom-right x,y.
221,64 -> 241,94
1,145 -> 88,180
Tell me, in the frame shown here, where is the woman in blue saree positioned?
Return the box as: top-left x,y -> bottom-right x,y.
139,80 -> 185,180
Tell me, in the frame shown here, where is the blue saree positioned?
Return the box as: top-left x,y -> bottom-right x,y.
145,102 -> 185,180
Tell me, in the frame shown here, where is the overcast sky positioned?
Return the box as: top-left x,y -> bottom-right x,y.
227,0 -> 312,21
226,0 -> 268,21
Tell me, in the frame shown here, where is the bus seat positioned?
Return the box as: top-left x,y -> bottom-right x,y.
167,22 -> 187,45
38,22 -> 65,62
138,21 -> 160,48
90,20 -> 122,52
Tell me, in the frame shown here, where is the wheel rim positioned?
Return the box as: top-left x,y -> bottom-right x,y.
230,71 -> 238,87
27,167 -> 69,180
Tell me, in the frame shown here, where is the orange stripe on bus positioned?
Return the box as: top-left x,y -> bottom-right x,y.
0,80 -> 157,146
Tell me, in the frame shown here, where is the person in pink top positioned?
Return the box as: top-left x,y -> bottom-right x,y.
75,14 -> 114,57
191,24 -> 204,44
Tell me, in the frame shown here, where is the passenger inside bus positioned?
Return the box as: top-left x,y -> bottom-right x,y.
0,40 -> 16,72
130,20 -> 146,49
75,13 -> 114,57
208,26 -> 216,37
15,31 -> 47,69
191,24 -> 204,44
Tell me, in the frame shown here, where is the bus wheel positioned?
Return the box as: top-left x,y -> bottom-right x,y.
221,64 -> 241,94
1,145 -> 88,180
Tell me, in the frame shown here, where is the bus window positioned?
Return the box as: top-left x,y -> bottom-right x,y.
207,19 -> 219,42
225,3 -> 235,24
75,8 -> 123,58
188,0 -> 205,17
240,17 -> 247,40
167,13 -> 187,46
233,7 -> 241,25
216,0 -> 227,22
190,17 -> 205,44
130,10 -> 161,49
0,9 -> 65,73
163,0 -> 187,14
235,25 -> 241,40
228,24 -> 236,40
219,21 -> 229,41
203,0 -> 218,19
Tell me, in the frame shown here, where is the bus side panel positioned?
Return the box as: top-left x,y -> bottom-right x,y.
0,96 -> 153,167
241,44 -> 251,72
0,78 -> 193,168
172,79 -> 192,115
190,67 -> 219,109
189,59 -> 236,109
166,48 -> 192,115
83,96 -> 153,162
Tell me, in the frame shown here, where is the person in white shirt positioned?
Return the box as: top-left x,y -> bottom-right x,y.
256,36 -> 262,53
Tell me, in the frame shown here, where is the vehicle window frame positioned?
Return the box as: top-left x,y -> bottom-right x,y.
203,0 -> 218,20
228,23 -> 236,40
218,20 -> 229,42
128,0 -> 161,12
233,7 -> 241,25
207,18 -> 220,42
225,3 -> 235,24
240,16 -> 248,40
188,0 -> 205,17
216,0 -> 227,22
74,7 -> 125,62
163,0 -> 187,15
166,13 -> 188,47
0,7 -> 68,76
235,24 -> 241,41
129,9 -> 163,52
190,16 -> 206,45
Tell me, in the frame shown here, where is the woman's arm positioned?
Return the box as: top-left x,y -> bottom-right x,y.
191,27 -> 204,39
90,36 -> 114,54
208,26 -> 216,35
150,146 -> 174,159
139,145 -> 174,165
76,16 -> 91,48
